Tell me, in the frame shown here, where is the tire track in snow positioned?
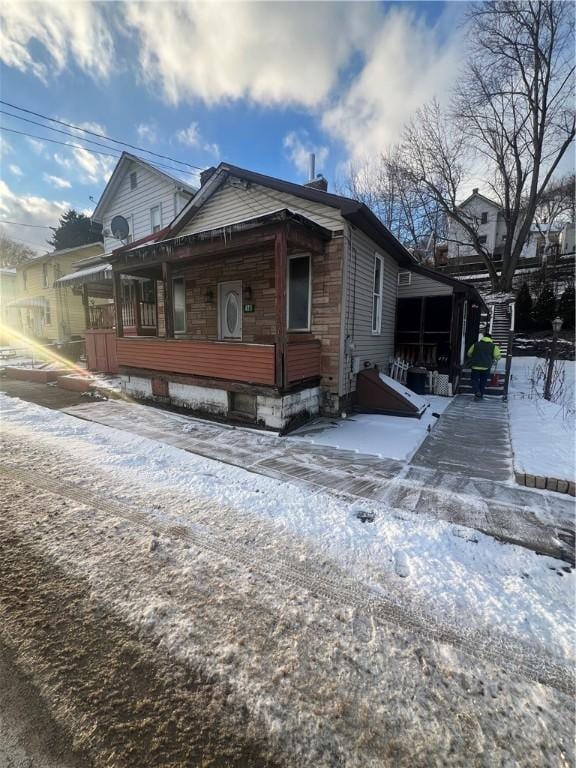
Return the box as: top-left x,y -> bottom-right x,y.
1,462 -> 573,698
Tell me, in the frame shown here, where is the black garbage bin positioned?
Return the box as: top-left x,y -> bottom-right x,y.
406,367 -> 427,395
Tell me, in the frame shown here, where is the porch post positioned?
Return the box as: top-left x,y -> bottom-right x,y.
81,284 -> 90,329
134,281 -> 142,336
162,262 -> 174,338
274,228 -> 288,388
112,270 -> 124,337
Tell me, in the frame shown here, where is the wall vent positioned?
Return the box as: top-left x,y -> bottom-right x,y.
398,271 -> 412,286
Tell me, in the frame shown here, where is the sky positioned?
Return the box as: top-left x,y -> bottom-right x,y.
0,0 -> 466,252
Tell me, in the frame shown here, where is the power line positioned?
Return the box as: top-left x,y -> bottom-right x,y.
0,99 -> 205,172
0,219 -> 53,229
0,125 -> 199,180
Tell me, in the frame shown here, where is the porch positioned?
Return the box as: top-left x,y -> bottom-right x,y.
106,210 -> 333,428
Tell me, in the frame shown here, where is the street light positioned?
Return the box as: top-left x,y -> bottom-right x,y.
544,316 -> 563,401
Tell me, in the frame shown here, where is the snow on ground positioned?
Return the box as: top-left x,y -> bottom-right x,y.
289,396 -> 451,461
509,356 -> 575,480
0,392 -> 573,662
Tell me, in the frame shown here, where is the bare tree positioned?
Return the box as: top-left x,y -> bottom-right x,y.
339,151 -> 446,262
397,1 -> 575,290
0,234 -> 35,267
532,174 -> 575,259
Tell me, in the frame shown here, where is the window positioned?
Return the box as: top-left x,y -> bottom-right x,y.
22,270 -> 27,290
398,271 -> 412,287
42,263 -> 49,288
45,304 -> 51,325
478,235 -> 487,245
287,254 -> 311,331
480,212 -> 488,224
150,205 -> 161,233
173,278 -> 186,333
130,171 -> 137,190
371,253 -> 384,334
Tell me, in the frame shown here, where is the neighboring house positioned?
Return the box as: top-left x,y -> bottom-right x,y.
0,267 -> 18,343
98,163 -> 483,430
58,152 -> 196,372
91,152 -> 196,253
446,189 -> 507,262
8,242 -> 104,343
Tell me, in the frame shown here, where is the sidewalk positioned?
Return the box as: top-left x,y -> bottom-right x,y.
62,398 -> 575,564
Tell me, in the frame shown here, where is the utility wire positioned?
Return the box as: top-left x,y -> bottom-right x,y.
0,219 -> 53,229
0,125 -> 199,179
0,99 -> 205,172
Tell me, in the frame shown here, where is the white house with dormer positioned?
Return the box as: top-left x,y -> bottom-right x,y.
446,189 -> 508,262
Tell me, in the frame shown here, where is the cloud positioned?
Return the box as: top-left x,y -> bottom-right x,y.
136,123 -> 157,144
175,122 -> 220,158
124,2 -> 378,107
8,163 -> 22,177
322,9 -> 462,161
0,179 -> 69,252
51,121 -> 116,184
26,137 -> 46,156
43,173 -> 71,189
0,0 -> 114,81
283,131 -> 329,179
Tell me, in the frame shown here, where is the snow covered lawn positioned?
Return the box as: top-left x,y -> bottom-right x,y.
509,357 -> 575,481
289,395 -> 451,461
1,392 -> 573,663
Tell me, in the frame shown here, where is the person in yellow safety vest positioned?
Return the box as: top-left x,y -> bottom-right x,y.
467,327 -> 501,400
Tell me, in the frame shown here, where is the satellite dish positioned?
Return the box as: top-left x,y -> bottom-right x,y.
110,215 -> 129,241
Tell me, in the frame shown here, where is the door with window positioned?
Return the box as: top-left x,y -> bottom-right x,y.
218,281 -> 242,340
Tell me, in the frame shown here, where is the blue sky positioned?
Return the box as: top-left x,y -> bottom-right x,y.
0,1 -> 461,251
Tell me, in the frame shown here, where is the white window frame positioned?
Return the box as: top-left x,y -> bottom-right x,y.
130,171 -> 137,190
150,204 -> 162,233
172,277 -> 186,334
287,253 -> 312,332
371,253 -> 384,335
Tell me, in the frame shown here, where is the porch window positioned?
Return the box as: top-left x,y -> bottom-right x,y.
150,205 -> 161,233
173,278 -> 186,334
372,253 -> 384,334
287,254 -> 311,331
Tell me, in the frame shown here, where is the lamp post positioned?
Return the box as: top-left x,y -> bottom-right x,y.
544,316 -> 563,401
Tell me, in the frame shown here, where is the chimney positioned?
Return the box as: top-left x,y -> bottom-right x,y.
200,166 -> 217,186
472,187 -> 479,194
304,175 -> 328,192
308,152 -> 315,182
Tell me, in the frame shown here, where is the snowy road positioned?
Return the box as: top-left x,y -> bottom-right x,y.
0,396 -> 574,766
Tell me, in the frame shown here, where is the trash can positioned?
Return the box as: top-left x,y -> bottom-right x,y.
406,367 -> 427,395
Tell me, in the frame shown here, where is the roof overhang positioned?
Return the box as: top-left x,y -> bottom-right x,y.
409,264 -> 487,310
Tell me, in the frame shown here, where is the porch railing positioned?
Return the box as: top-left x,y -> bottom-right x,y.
121,301 -> 157,328
88,303 -> 115,330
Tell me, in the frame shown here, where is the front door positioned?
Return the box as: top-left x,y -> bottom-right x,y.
218,281 -> 242,340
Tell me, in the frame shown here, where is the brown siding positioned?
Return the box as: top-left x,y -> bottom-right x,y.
85,329 -> 118,374
286,340 -> 321,383
117,338 -> 275,385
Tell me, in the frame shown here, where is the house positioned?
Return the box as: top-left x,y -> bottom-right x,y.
57,152 -> 196,372
99,162 -> 483,431
8,242 -> 104,345
446,189 -> 507,263
0,267 -> 18,344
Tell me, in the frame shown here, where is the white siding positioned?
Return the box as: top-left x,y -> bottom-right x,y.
99,161 -> 191,251
343,226 -> 399,395
447,196 -> 507,260
398,272 -> 452,298
179,177 -> 344,236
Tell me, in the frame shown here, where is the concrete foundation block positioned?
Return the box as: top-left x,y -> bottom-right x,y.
514,472 -> 525,486
535,476 -> 546,490
524,474 -> 536,488
557,480 -> 569,494
546,478 -> 558,492
569,482 -> 576,497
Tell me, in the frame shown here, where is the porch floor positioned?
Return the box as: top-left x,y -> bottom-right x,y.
61,397 -> 574,563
